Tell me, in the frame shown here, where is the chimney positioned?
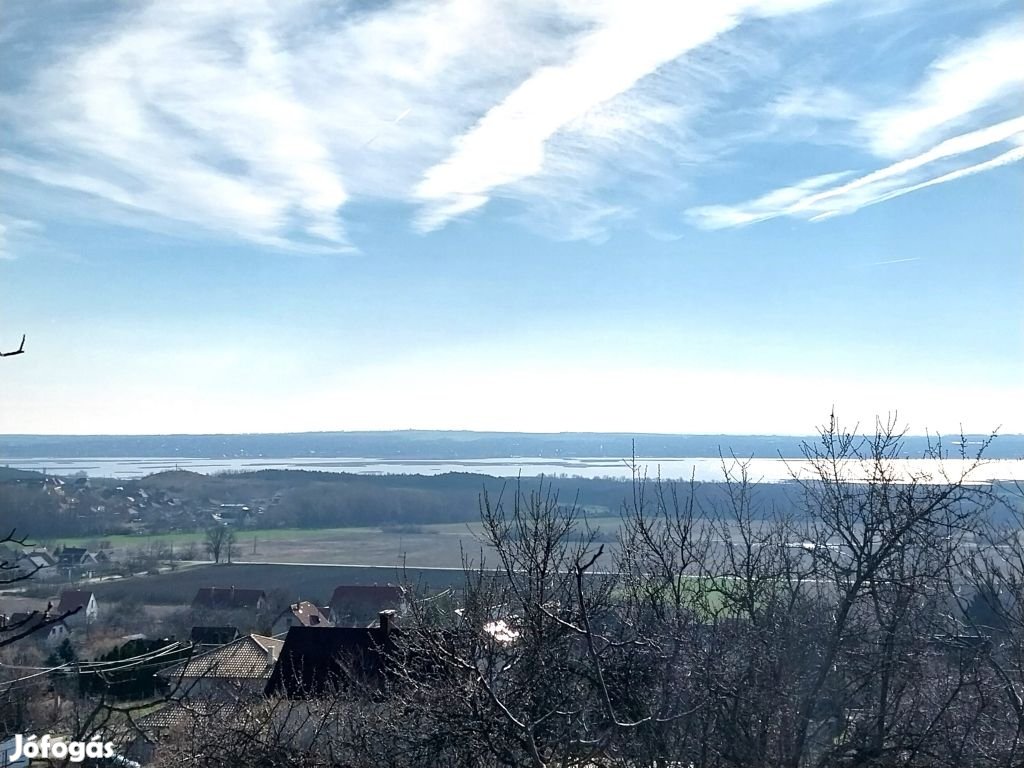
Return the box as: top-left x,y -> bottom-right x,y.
378,609 -> 395,636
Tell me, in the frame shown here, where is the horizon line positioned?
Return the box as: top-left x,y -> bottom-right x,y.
0,429 -> 1015,439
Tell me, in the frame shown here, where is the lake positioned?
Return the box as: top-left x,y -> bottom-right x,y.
3,455 -> 1024,483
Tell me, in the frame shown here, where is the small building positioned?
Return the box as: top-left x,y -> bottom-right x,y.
56,547 -> 99,569
327,584 -> 405,626
191,587 -> 267,612
57,589 -> 98,625
14,550 -> 59,580
271,601 -> 332,637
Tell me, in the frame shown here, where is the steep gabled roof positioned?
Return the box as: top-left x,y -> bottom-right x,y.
160,634 -> 283,681
23,551 -> 57,568
57,547 -> 93,566
57,590 -> 95,614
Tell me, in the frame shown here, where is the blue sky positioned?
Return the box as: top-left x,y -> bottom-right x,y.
0,0 -> 1021,435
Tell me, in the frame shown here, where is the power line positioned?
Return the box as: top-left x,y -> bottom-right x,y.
0,641 -> 187,689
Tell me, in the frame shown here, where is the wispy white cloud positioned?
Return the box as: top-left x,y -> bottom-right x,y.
811,142 -> 1024,220
688,116 -> 1024,227
412,2 -> 746,231
2,2 -> 350,249
1,0 -> 1016,245
688,18 -> 1024,229
413,0 -> 839,232
687,170 -> 854,228
0,214 -> 41,260
1,0 -> 575,248
0,222 -> 12,261
861,21 -> 1024,157
770,85 -> 862,124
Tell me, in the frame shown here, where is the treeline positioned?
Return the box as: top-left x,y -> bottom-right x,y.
154,470 -> 813,530
3,464 -> 1020,540
264,481 -> 479,527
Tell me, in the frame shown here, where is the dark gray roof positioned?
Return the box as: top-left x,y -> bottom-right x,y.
159,635 -> 282,681
265,622 -> 395,698
57,590 -> 94,614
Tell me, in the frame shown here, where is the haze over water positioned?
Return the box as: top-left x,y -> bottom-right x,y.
6,456 -> 1023,483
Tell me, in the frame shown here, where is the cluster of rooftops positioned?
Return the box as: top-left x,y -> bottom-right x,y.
160,608 -> 399,699
190,583 -> 406,626
176,583 -> 408,698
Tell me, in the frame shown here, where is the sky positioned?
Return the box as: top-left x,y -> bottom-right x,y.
0,0 -> 1021,436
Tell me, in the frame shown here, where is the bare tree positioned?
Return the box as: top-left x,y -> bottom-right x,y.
779,415 -> 993,767
956,477 -> 1024,765
205,524 -> 235,565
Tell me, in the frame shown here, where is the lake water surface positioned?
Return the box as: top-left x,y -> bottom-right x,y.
3,456 -> 1023,483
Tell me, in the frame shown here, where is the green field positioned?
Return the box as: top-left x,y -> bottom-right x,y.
56,516 -> 622,551
50,517 -> 624,573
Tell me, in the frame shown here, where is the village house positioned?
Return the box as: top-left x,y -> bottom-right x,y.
271,600 -> 332,636
158,633 -> 283,699
17,549 -> 59,580
57,589 -> 99,626
1,612 -> 71,648
56,547 -> 99,569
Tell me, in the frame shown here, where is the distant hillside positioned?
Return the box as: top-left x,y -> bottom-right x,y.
0,466 -> 45,482
0,431 -> 1020,459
